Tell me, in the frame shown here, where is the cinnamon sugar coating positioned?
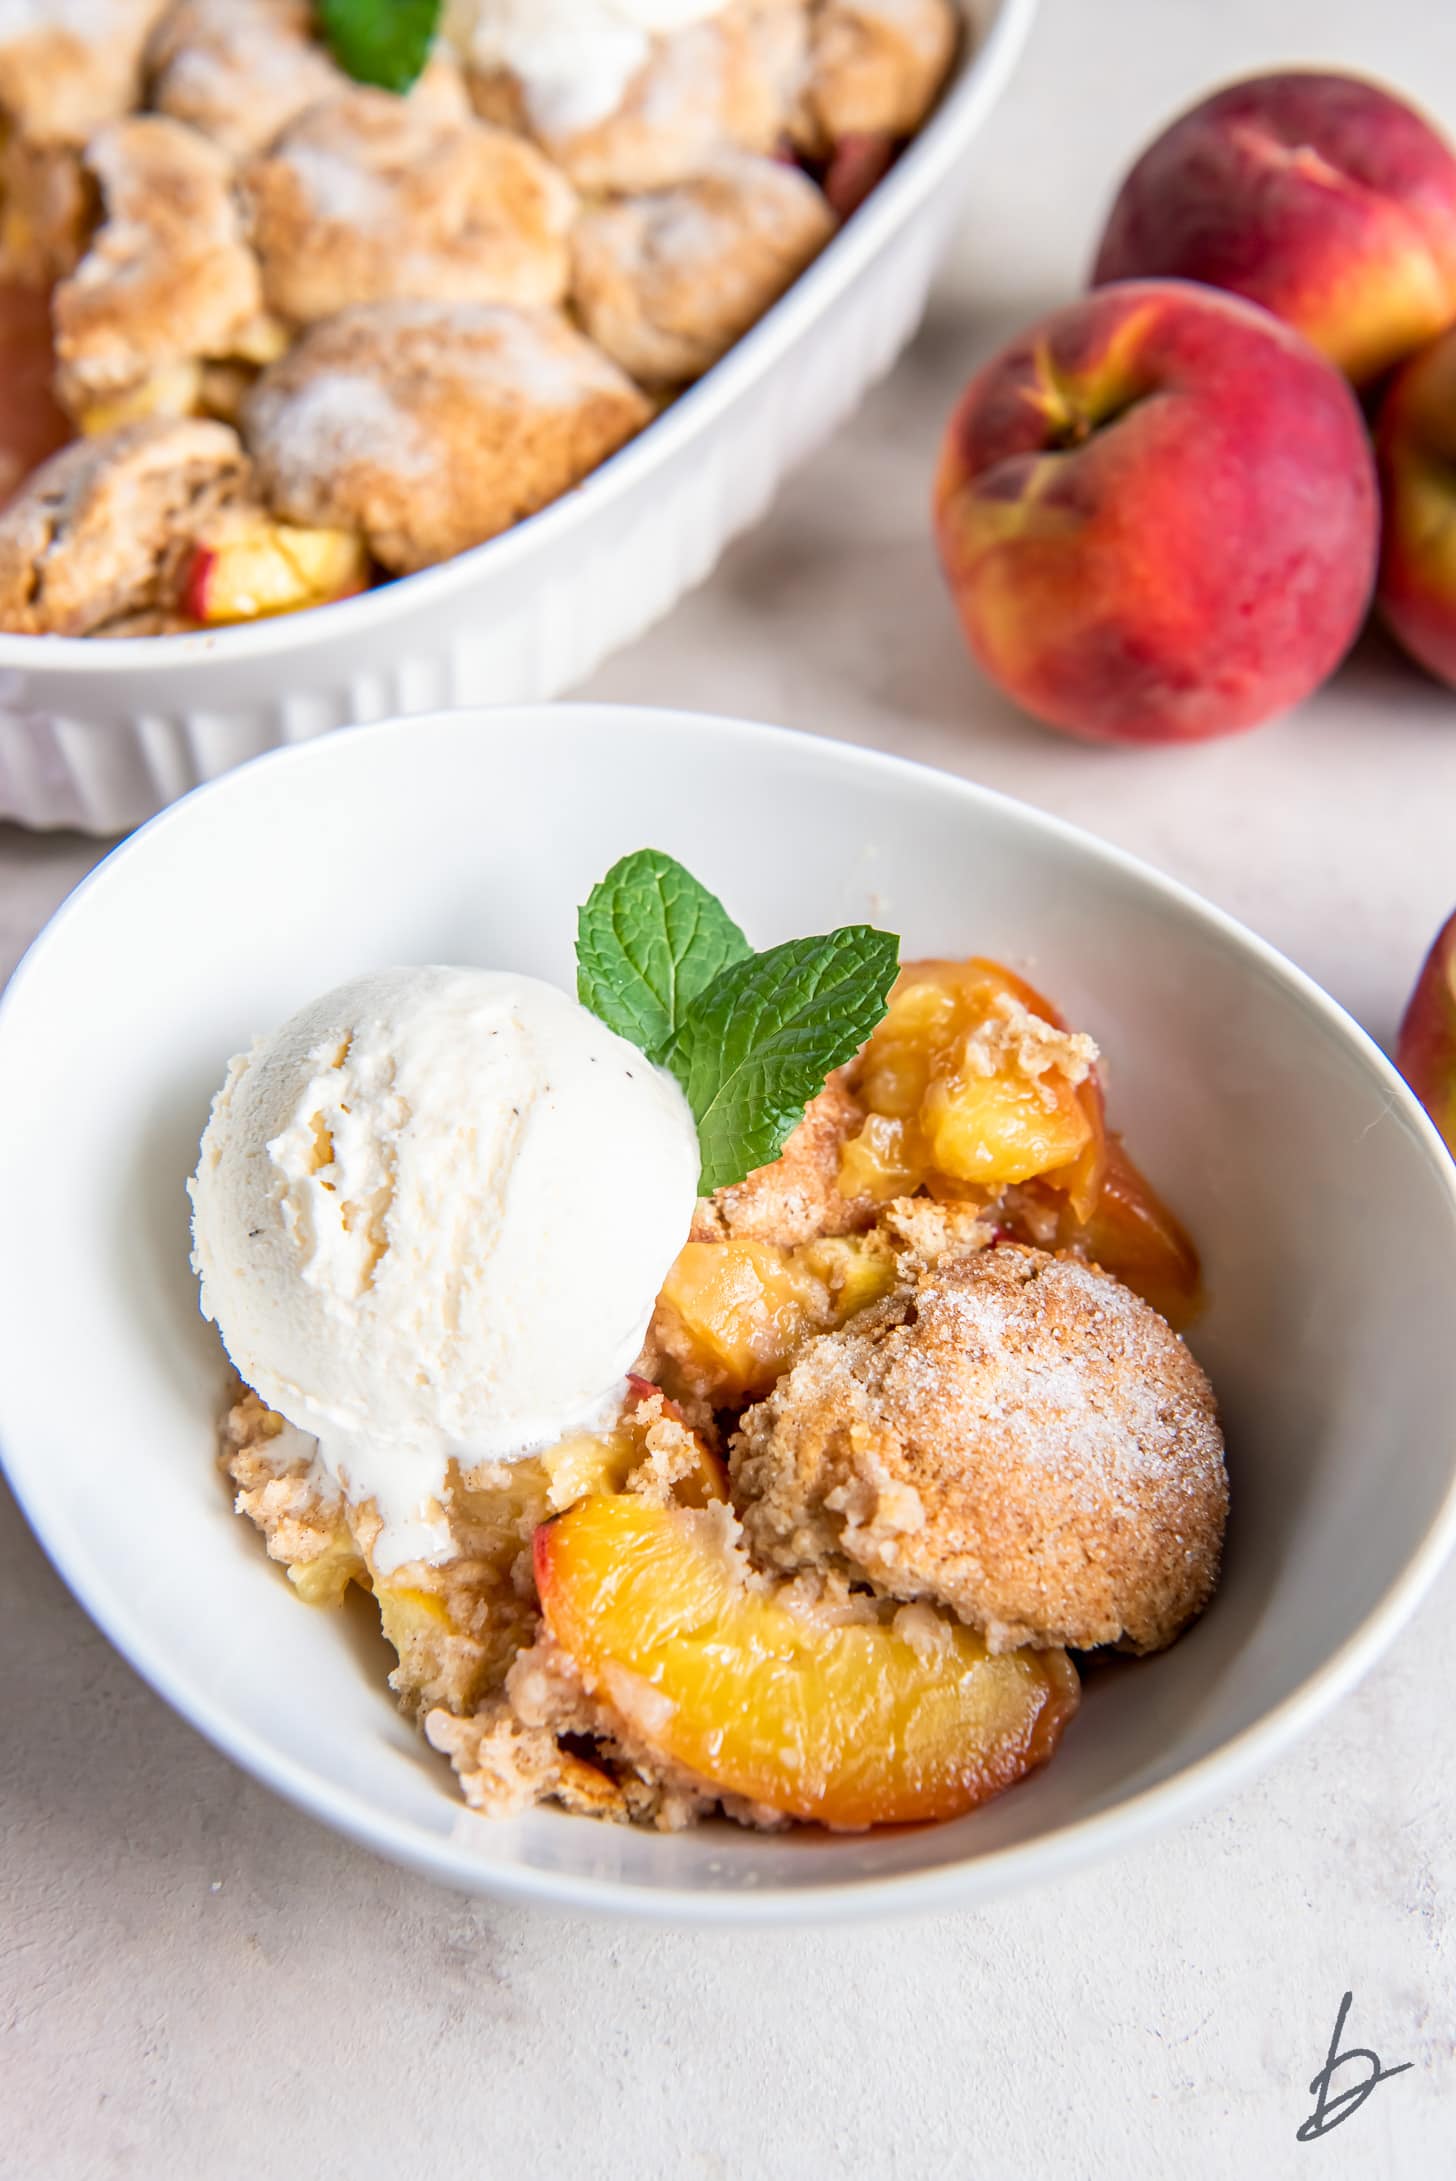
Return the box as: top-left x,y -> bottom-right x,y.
243,300 -> 651,572
572,152 -> 833,386
467,0 -> 807,194
732,1244 -> 1227,1655
792,0 -> 959,154
0,0 -> 169,148
53,116 -> 272,418
244,89 -> 577,324
145,0 -> 350,161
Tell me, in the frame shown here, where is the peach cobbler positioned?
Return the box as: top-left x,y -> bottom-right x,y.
0,0 -> 960,635
191,853 -> 1227,1833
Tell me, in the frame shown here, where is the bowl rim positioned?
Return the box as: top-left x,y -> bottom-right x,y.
0,0 -> 1038,682
4,699 -> 1456,1925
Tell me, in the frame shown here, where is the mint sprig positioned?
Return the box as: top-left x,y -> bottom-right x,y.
576,851 -> 899,1194
664,928 -> 901,1192
578,851 -> 750,1062
316,0 -> 441,93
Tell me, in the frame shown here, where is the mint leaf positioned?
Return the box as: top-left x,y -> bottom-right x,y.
316,0 -> 441,92
665,927 -> 900,1193
577,850 -> 751,1063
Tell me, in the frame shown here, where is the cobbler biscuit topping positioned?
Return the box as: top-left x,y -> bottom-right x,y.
0,0 -> 960,635
244,87 -> 578,322
242,299 -> 652,568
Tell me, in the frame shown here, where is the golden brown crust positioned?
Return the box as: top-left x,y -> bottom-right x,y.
0,0 -> 169,148
244,89 -> 577,324
0,417 -> 247,634
243,300 -> 651,572
793,0 -> 959,155
145,0 -> 350,162
220,1386 -> 365,1602
0,139 -> 95,284
572,151 -> 833,386
148,0 -> 471,162
468,1 -> 807,194
732,1244 -> 1227,1655
691,1072 -> 874,1247
53,116 -> 270,418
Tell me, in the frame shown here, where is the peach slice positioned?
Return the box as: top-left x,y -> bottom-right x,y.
653,1232 -> 896,1405
821,131 -> 897,219
75,359 -> 203,437
546,1379 -> 727,1509
1027,1137 -> 1203,1329
181,511 -> 369,625
535,1496 -> 1080,1828
843,958 -> 1095,1198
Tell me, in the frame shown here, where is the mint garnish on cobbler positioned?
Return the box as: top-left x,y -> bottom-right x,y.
577,849 -> 900,1194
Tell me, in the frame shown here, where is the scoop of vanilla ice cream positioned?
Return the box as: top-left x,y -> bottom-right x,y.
190,967 -> 700,1571
444,0 -> 726,135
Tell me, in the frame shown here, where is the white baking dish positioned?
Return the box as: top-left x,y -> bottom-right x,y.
0,0 -> 1034,833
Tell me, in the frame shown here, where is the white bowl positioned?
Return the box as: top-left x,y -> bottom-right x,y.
0,0 -> 1033,836
4,704 -> 1455,1922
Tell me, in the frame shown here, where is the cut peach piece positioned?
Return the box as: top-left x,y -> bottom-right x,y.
181,512 -> 369,624
654,1232 -> 895,1405
535,1497 -> 1080,1829
845,957 -> 1095,1197
923,1045 -> 1091,1187
285,1516 -> 366,1607
76,359 -> 203,436
821,131 -> 898,220
1012,1136 -> 1202,1329
1072,1138 -> 1202,1328
539,1429 -> 642,1511
535,1378 -> 727,1511
542,1413 -> 726,1513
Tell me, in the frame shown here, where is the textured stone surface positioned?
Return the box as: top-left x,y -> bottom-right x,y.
4,1 -> 1455,2172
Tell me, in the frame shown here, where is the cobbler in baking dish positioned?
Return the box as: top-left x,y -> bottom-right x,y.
193,855 -> 1226,1833
0,0 -> 960,635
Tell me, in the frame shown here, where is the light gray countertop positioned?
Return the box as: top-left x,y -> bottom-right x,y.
4,2 -> 1454,2173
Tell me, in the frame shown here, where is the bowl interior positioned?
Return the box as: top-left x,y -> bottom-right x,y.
3,705 -> 1454,1917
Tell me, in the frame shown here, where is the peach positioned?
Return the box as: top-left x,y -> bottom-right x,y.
933,281 -> 1378,744
1037,1138 -> 1203,1330
181,511 -> 369,624
850,957 -> 1095,1189
535,1495 -> 1080,1828
653,1233 -> 895,1406
1091,72 -> 1456,388
1397,908 -> 1456,1155
821,132 -> 897,219
1374,325 -> 1456,687
75,360 -> 204,438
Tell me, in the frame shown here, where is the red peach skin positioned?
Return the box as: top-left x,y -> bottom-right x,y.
1091,72 -> 1456,387
1375,326 -> 1456,687
1398,908 -> 1456,1155
932,280 -> 1379,744
822,132 -> 898,219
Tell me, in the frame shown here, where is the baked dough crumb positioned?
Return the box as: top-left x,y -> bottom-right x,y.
732,1243 -> 1227,1654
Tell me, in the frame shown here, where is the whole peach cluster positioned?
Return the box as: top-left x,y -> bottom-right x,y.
932,69 -> 1456,748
